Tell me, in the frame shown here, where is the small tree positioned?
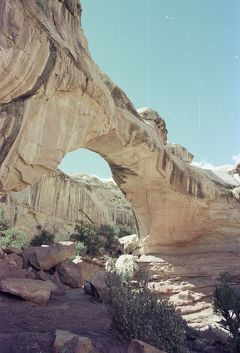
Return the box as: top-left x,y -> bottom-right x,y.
103,271 -> 186,353
70,224 -> 104,257
30,227 -> 55,246
213,272 -> 240,352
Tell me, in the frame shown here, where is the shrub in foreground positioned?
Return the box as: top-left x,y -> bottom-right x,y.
30,228 -> 55,246
0,227 -> 28,249
213,272 -> 240,352
102,271 -> 186,353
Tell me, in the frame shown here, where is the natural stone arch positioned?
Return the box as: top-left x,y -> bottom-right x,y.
0,0 -> 239,253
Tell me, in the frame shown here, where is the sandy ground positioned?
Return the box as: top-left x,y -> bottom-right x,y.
0,288 -> 129,353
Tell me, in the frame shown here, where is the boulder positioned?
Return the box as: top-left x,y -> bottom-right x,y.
128,339 -> 166,353
57,261 -> 83,288
29,242 -> 76,270
118,234 -> 140,254
0,277 -> 57,305
5,253 -> 23,269
89,271 -> 108,298
57,257 -> 105,288
115,255 -> 138,280
4,246 -> 23,256
73,257 -> 104,281
52,330 -> 92,353
0,258 -> 34,280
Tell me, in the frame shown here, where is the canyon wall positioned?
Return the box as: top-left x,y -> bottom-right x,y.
0,0 -> 239,253
2,171 -> 135,239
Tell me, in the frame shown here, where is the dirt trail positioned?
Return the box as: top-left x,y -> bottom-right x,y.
0,289 -> 128,353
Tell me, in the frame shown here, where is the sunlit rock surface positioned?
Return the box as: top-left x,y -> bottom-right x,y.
4,171 -> 136,238
0,0 -> 239,253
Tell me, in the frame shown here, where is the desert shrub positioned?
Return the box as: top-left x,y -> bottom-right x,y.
98,224 -> 122,255
213,272 -> 240,352
0,227 -> 28,249
117,225 -> 135,238
0,208 -> 9,231
70,224 -> 105,257
30,228 -> 55,246
103,271 -> 186,353
75,241 -> 87,256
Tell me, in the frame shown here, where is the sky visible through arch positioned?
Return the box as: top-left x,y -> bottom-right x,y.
59,0 -> 240,179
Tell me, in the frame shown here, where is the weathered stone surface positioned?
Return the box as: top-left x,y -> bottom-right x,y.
0,258 -> 34,280
7,172 -> 136,239
0,277 -> 56,305
128,339 -> 166,353
166,143 -> 194,163
89,271 -> 107,298
118,234 -> 140,254
138,242 -> 240,328
52,330 -> 92,353
57,261 -> 83,288
73,257 -> 104,281
5,253 -> 23,269
0,0 -> 239,254
29,242 -> 76,270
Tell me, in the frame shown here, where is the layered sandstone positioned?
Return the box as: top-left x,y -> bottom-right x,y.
0,0 -> 239,255
4,171 -> 135,237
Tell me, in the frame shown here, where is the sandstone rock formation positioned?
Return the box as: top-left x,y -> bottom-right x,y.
29,241 -> 76,270
0,0 -> 239,254
0,1 -> 238,249
4,171 -> 136,238
128,339 -> 166,353
0,277 -> 56,305
52,330 -> 92,353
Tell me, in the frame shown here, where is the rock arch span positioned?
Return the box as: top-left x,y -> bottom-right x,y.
0,0 -> 239,253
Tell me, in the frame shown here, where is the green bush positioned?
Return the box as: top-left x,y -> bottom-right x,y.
70,224 -> 104,257
98,224 -> 122,255
117,225 -> 135,238
213,272 -> 240,352
103,271 -> 186,353
75,241 -> 87,256
0,227 -> 28,250
0,208 -> 9,231
30,228 -> 55,246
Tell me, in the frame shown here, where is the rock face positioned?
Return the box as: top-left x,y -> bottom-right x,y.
0,0 -> 240,253
0,277 -> 56,305
52,330 -> 92,353
29,242 -> 76,270
5,171 -> 136,238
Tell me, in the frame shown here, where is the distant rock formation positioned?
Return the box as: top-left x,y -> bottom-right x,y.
3,171 -> 136,238
0,0 -> 239,253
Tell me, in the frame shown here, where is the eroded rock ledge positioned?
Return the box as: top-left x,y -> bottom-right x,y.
0,0 -> 240,252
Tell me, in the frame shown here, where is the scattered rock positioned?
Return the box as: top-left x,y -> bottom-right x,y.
29,242 -> 76,271
0,258 -> 34,280
73,257 -> 104,281
57,261 -> 83,288
4,246 -> 23,256
89,271 -> 108,298
118,234 -> 140,254
0,278 -> 57,305
115,255 -> 138,279
52,330 -> 92,353
5,253 -> 23,269
128,339 -> 166,353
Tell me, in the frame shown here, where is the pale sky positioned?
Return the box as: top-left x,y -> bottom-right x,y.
60,0 -> 240,178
